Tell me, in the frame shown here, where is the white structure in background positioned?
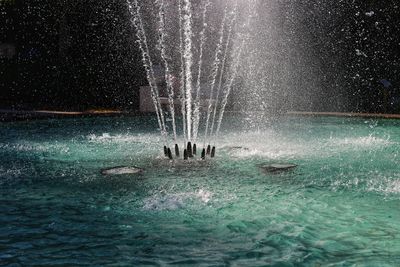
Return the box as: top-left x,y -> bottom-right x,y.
139,85 -> 214,113
139,65 -> 214,113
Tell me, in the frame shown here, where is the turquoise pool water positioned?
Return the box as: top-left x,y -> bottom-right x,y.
1,115 -> 400,266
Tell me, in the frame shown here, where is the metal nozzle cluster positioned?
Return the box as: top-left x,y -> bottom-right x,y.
164,142 -> 215,160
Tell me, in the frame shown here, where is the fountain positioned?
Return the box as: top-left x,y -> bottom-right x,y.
127,0 -> 252,160
1,1 -> 400,266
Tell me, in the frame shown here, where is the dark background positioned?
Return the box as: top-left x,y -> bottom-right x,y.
0,0 -> 399,113
0,0 -> 145,111
294,0 -> 400,113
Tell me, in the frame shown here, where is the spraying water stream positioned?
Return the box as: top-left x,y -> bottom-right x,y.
127,0 -> 247,159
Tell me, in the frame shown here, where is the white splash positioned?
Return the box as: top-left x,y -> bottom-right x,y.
367,177 -> 400,195
0,166 -> 23,179
332,135 -> 393,147
142,189 -> 212,211
0,142 -> 48,152
0,142 -> 70,154
87,133 -> 161,144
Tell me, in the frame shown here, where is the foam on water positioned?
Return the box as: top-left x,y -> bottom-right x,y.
0,166 -> 23,179
331,135 -> 393,147
142,189 -> 212,211
214,130 -> 396,161
216,130 -> 317,159
366,175 -> 400,195
0,142 -> 71,155
0,142 -> 48,152
87,133 -> 162,144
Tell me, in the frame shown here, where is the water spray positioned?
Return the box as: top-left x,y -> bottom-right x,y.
128,0 -> 168,142
193,0 -> 211,141
203,6 -> 228,149
130,1 -> 244,162
157,0 -> 178,141
210,3 -> 238,141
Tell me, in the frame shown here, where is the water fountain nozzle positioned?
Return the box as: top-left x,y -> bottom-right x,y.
167,147 -> 173,160
211,146 -> 216,158
206,145 -> 211,155
187,142 -> 193,157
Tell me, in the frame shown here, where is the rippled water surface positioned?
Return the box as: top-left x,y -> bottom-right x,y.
1,115 -> 400,266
